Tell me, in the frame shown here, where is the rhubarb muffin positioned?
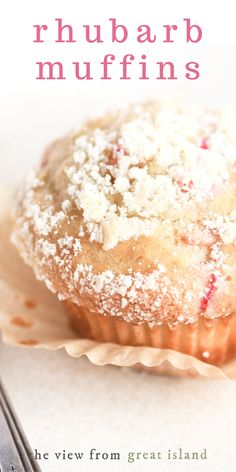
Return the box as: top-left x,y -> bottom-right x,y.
12,99 -> 236,365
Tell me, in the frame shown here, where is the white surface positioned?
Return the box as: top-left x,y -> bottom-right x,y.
1,1 -> 236,471
1,340 -> 236,472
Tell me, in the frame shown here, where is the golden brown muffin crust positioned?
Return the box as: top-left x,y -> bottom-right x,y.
12,99 -> 236,326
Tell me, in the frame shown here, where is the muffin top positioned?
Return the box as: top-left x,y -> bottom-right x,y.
12,99 -> 236,326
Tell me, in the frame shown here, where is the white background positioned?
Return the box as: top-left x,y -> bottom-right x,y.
1,1 -> 236,471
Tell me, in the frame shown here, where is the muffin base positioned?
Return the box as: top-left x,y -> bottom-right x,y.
65,301 -> 236,366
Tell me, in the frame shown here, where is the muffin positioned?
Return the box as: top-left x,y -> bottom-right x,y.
12,99 -> 236,366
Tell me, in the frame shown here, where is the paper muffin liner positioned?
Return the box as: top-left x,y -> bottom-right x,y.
65,300 -> 236,367
1,188 -> 236,379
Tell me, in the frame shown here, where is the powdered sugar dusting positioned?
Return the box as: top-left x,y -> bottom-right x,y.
204,211 -> 236,245
11,98 -> 236,326
62,101 -> 236,249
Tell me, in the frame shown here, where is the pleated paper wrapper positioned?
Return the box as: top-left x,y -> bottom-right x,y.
1,189 -> 236,379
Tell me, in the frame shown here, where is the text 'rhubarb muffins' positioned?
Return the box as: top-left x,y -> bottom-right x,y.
12,99 -> 236,366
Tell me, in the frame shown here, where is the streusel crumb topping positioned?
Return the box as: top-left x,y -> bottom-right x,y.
12,99 -> 236,325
